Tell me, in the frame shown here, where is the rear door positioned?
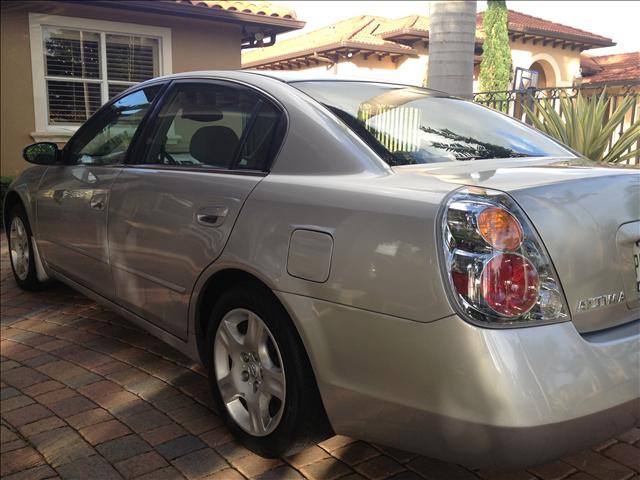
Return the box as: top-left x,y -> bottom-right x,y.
37,85 -> 162,298
108,80 -> 283,339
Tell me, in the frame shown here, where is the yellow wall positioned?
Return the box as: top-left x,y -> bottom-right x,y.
294,43 -> 430,85
510,40 -> 582,88
1,1 -> 242,177
265,38 -> 583,92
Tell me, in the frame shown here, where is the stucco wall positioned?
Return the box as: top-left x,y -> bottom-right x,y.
1,8 -> 35,178
1,2 -> 242,177
264,38 -> 583,91
292,43 -> 430,86
510,40 -> 582,88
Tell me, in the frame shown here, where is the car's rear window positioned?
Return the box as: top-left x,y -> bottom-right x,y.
292,81 -> 573,166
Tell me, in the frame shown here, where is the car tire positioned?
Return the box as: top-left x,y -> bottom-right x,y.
205,283 -> 332,458
7,204 -> 46,291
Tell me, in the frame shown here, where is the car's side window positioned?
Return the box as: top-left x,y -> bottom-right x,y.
67,84 -> 162,166
140,83 -> 281,171
237,101 -> 281,171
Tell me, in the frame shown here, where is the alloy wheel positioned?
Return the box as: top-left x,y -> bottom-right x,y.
214,308 -> 286,436
9,217 -> 30,281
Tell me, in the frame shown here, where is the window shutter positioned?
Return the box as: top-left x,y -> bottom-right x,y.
42,27 -> 161,125
47,81 -> 102,124
106,34 -> 159,97
44,28 -> 102,125
44,29 -> 100,79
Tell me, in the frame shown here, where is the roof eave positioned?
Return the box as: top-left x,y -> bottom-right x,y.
78,0 -> 306,34
508,25 -> 615,49
581,79 -> 640,87
243,42 -> 417,69
380,29 -> 429,41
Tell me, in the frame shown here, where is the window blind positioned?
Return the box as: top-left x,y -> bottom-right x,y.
43,27 -> 159,126
106,34 -> 158,83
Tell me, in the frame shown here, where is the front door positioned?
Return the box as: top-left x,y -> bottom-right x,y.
37,85 -> 162,298
108,81 -> 282,339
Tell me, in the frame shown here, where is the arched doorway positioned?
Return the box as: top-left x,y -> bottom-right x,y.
529,59 -> 557,88
530,61 -> 547,87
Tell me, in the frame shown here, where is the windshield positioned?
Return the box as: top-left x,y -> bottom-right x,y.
292,81 -> 574,166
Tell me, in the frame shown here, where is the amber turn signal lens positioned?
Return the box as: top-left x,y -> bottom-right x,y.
477,207 -> 523,250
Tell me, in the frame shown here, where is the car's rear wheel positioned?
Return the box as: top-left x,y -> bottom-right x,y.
7,205 -> 45,291
206,284 -> 331,457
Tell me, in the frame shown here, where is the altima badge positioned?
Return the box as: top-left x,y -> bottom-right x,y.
577,292 -> 625,312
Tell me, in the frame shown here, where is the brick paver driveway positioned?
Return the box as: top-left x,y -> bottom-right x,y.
1,234 -> 639,480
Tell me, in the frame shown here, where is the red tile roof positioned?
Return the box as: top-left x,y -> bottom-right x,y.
375,15 -> 430,40
581,52 -> 640,85
477,10 -> 613,46
173,0 -> 297,19
243,15 -> 417,67
108,0 -> 304,33
244,9 -> 614,68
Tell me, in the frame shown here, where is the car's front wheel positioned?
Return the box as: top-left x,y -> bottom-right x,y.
7,205 -> 45,291
206,283 -> 331,457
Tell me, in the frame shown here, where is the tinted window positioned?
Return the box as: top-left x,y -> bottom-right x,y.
293,81 -> 573,165
238,102 -> 281,170
141,83 -> 280,170
68,85 -> 161,165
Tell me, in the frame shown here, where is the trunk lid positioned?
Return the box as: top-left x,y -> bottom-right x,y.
393,157 -> 640,332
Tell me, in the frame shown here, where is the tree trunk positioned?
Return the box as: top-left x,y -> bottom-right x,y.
427,0 -> 477,99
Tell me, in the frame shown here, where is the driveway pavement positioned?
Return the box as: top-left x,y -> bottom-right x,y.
1,234 -> 639,480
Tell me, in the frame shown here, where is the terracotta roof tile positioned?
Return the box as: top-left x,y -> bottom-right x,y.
375,15 -> 429,37
477,9 -> 613,45
581,52 -> 640,85
580,54 -> 602,76
243,15 -> 416,67
243,9 -> 614,68
173,0 -> 297,19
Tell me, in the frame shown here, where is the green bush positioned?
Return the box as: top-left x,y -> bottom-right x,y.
1,176 -> 13,226
524,90 -> 640,163
479,0 -> 512,103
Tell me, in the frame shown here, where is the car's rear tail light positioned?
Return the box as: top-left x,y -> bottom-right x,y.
439,187 -> 569,327
477,207 -> 523,250
480,253 -> 539,317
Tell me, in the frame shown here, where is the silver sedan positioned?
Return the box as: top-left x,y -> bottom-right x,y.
4,71 -> 639,469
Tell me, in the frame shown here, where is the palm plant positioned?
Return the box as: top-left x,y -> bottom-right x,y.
523,89 -> 640,163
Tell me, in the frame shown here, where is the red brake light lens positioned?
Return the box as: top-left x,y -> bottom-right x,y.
480,254 -> 539,317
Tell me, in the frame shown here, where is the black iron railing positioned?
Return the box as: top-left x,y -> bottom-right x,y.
473,83 -> 640,164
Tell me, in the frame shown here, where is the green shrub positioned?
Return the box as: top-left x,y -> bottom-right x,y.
479,0 -> 512,104
524,89 -> 639,163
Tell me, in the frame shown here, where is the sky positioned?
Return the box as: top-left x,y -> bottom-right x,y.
278,1 -> 640,56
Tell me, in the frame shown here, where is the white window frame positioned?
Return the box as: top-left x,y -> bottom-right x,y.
28,13 -> 172,140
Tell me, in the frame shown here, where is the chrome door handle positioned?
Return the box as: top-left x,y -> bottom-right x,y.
90,193 -> 107,211
196,206 -> 228,227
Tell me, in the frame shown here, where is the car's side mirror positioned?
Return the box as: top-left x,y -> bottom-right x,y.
22,142 -> 61,165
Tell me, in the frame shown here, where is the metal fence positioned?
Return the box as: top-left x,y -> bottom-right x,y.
473,83 -> 640,165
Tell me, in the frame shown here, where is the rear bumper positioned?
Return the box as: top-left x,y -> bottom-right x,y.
278,292 -> 640,469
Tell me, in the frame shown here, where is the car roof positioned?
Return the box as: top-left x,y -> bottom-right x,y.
142,70 -> 449,96
246,71 -> 449,95
245,70 -> 383,83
